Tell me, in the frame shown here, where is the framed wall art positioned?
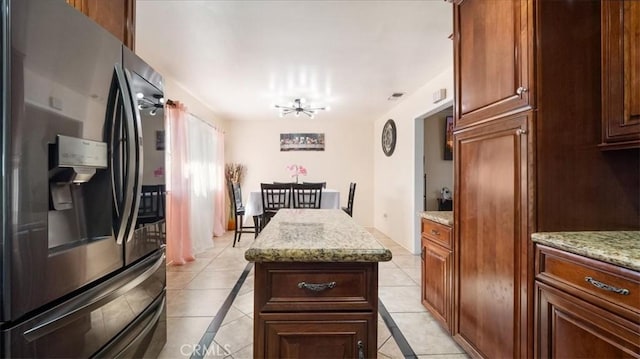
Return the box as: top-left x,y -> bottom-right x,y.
444,116 -> 453,160
280,133 -> 325,151
381,119 -> 397,156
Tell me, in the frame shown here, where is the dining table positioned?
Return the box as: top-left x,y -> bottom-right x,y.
243,188 -> 341,224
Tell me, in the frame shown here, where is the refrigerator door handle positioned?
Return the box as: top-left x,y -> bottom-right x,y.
122,68 -> 144,243
111,64 -> 137,245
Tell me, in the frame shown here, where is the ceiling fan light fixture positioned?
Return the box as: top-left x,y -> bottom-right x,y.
136,93 -> 164,116
273,98 -> 328,118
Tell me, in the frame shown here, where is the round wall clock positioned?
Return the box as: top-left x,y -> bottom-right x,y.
381,119 -> 397,156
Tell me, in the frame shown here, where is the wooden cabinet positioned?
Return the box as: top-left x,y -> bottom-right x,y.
453,0 -> 639,357
453,0 -> 532,129
601,0 -> 640,149
66,0 -> 135,50
421,218 -> 453,333
535,245 -> 640,358
254,262 -> 378,359
453,113 -> 530,359
260,313 -> 373,359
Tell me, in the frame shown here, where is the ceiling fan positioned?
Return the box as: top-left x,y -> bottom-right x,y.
273,98 -> 329,119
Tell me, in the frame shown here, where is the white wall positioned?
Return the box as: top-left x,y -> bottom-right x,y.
373,66 -> 453,254
225,119 -> 374,227
424,107 -> 453,211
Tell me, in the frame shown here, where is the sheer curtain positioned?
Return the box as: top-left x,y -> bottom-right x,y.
165,101 -> 225,265
186,113 -> 225,252
165,101 -> 194,265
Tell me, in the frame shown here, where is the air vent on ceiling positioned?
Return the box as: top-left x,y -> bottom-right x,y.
387,92 -> 405,101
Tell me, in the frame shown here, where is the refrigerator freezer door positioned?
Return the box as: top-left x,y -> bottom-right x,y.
1,250 -> 165,358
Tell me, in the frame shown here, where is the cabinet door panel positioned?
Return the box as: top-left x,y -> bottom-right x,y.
535,282 -> 639,358
602,0 -> 640,147
454,0 -> 532,129
260,313 -> 373,359
454,113 -> 530,359
422,239 -> 452,333
66,0 -> 135,50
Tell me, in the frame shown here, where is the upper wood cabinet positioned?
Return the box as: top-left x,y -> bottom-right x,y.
601,0 -> 640,149
453,0 -> 533,129
66,0 -> 135,50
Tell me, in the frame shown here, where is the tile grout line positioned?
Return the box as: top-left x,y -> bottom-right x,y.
190,261 -> 253,359
379,299 -> 418,359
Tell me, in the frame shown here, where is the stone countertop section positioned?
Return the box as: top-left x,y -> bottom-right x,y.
419,211 -> 453,227
532,231 -> 640,272
245,209 -> 392,263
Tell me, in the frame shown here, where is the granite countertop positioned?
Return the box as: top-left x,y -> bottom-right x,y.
419,211 -> 453,227
244,209 -> 392,263
532,231 -> 640,272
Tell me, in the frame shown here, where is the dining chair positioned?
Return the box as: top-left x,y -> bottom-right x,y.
291,183 -> 323,209
229,182 -> 258,247
260,183 -> 292,229
273,181 -> 295,188
302,181 -> 327,189
137,184 -> 165,227
342,182 -> 356,217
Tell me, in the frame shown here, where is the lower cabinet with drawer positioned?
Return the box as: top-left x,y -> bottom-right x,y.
254,262 -> 378,359
535,245 -> 640,358
421,218 -> 453,333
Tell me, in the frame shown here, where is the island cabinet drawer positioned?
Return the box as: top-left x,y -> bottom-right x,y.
535,245 -> 640,318
421,218 -> 452,249
255,262 -> 377,312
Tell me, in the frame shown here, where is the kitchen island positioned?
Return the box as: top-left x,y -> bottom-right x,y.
245,209 -> 392,359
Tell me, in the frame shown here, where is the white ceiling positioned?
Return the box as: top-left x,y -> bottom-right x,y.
135,1 -> 453,122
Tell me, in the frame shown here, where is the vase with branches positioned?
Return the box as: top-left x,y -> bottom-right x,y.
225,163 -> 245,230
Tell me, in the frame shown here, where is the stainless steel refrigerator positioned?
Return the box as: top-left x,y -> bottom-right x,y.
1,0 -> 167,357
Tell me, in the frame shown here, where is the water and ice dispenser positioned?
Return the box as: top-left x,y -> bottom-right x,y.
49,135 -> 107,210
48,135 -> 111,250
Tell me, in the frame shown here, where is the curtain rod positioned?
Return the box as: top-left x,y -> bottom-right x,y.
166,98 -> 224,133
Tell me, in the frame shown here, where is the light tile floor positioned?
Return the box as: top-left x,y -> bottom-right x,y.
159,229 -> 468,359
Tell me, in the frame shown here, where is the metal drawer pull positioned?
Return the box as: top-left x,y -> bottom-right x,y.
358,340 -> 364,359
430,229 -> 440,235
297,281 -> 336,292
585,277 -> 630,295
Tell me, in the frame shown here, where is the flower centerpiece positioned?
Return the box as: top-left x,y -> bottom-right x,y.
286,164 -> 307,183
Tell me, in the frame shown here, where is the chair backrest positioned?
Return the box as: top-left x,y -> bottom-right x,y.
291,183 -> 323,209
261,183 -> 292,211
302,181 -> 327,189
139,184 -> 165,219
346,182 -> 356,215
273,181 -> 295,187
229,182 -> 244,212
